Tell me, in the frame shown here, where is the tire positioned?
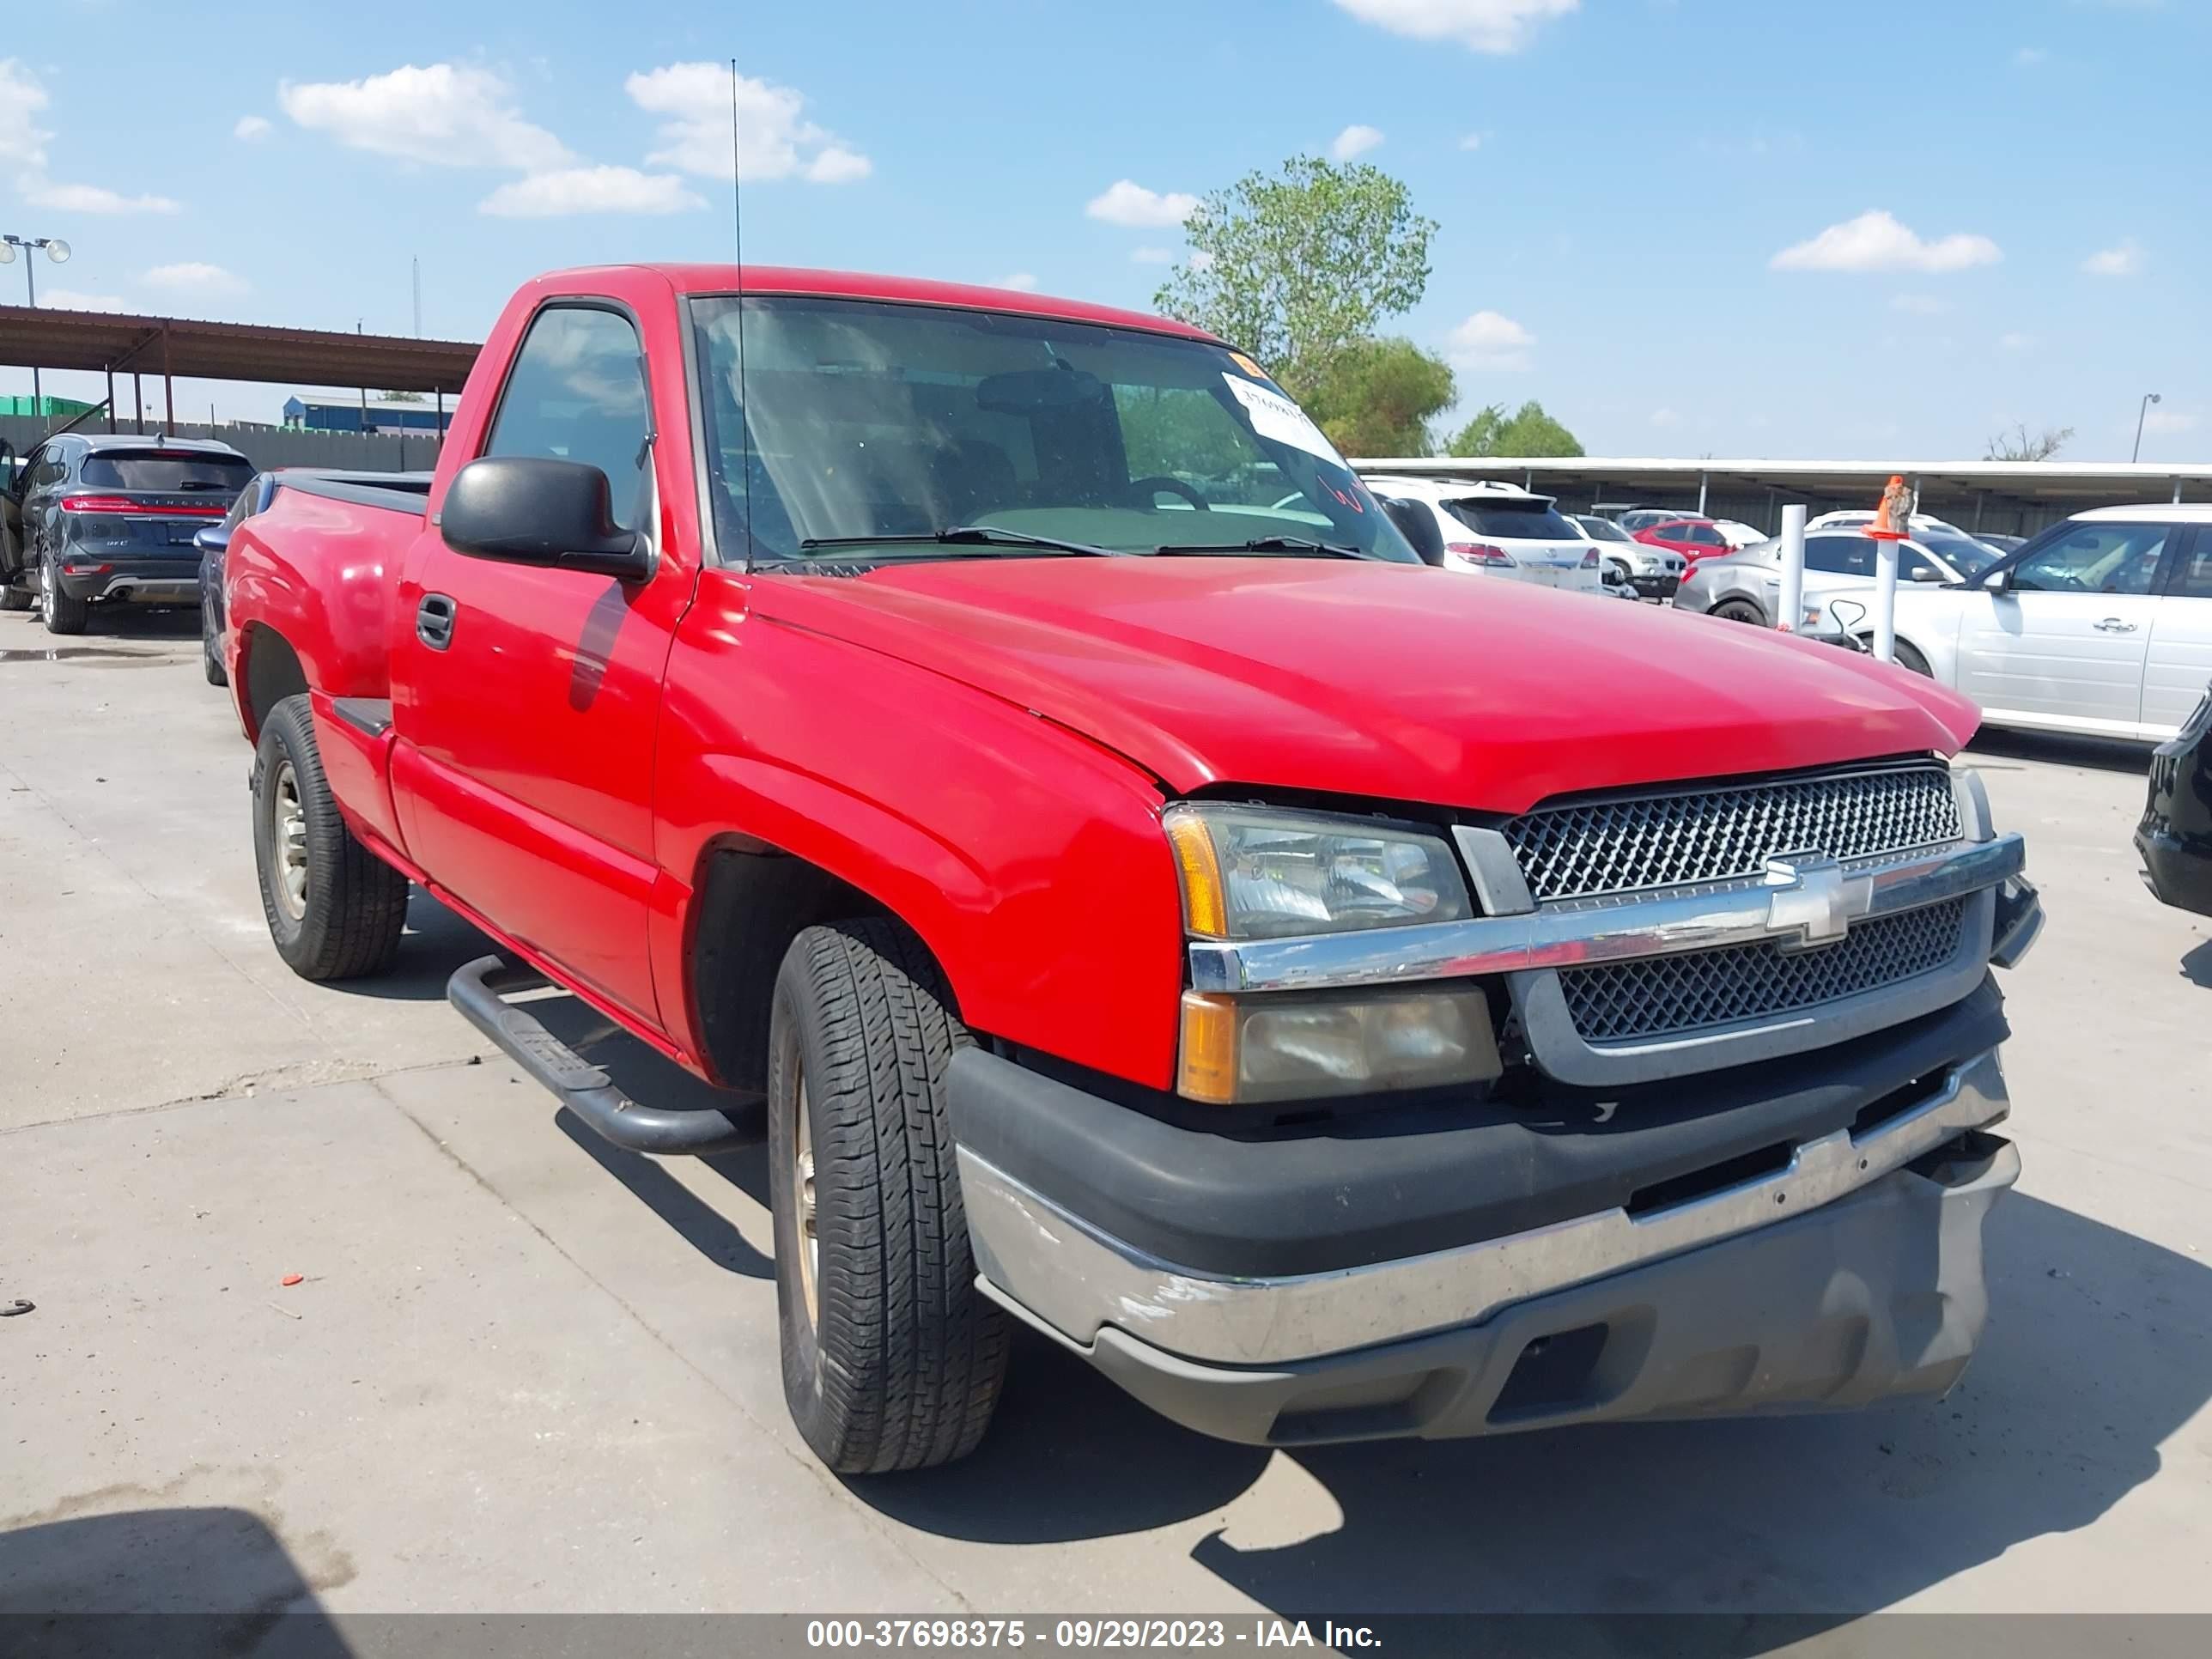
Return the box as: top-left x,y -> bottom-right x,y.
252,694 -> 408,980
1890,641 -> 1934,678
768,917 -> 1009,1474
1606,557 -> 1633,588
1711,598 -> 1767,627
0,583 -> 29,612
201,605 -> 228,685
39,557 -> 88,636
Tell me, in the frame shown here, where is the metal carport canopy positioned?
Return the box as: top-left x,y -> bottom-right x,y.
1352,455 -> 2212,507
0,304 -> 480,393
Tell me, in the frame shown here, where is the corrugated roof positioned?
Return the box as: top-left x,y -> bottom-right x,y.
0,305 -> 478,393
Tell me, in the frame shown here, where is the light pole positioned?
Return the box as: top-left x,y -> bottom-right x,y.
2133,392 -> 2162,464
0,234 -> 74,415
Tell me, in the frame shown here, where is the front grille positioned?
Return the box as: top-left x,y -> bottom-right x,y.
1559,898 -> 1968,1043
1498,763 -> 1960,903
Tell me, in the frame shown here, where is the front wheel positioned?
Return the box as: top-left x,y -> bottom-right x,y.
767,917 -> 1008,1473
252,694 -> 409,980
1711,598 -> 1767,627
201,603 -> 228,685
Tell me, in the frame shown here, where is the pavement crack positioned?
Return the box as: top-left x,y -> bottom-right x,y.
0,1056 -> 490,1137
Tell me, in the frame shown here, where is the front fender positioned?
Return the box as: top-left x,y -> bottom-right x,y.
653,592 -> 1187,1091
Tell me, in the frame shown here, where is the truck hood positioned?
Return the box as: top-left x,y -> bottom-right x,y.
753,557 -> 1980,816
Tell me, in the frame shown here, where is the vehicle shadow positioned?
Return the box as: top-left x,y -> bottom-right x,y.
2183,939 -> 2212,990
855,1192 -> 2211,1636
326,889 -> 497,1002
77,605 -> 204,642
0,1505 -> 353,1657
1966,728 -> 2151,777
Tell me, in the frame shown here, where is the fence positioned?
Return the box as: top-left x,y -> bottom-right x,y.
0,415 -> 439,475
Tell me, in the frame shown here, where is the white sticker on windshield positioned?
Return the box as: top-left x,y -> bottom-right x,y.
1221,374 -> 1342,463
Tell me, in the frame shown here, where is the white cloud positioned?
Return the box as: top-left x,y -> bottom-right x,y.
1458,132 -> 1484,151
1998,331 -> 2034,354
1130,246 -> 1175,265
2142,409 -> 2197,436
1189,249 -> 1216,272
1891,293 -> 1949,314
995,272 -> 1040,292
24,180 -> 180,214
479,167 -> 703,217
1447,309 -> 1534,371
42,289 -> 129,313
143,261 -> 246,294
279,64 -> 570,171
2012,46 -> 2048,66
625,62 -> 871,185
1331,0 -> 1578,54
234,115 -> 272,142
1650,407 -> 1682,429
0,58 -> 52,168
2083,240 -> 2144,276
1330,124 -> 1384,161
1771,210 -> 2001,274
1085,179 -> 1199,228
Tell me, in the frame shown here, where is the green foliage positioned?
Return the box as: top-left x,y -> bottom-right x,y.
1155,156 -> 1437,398
1113,386 -> 1252,482
1299,337 -> 1457,458
1445,399 -> 1584,459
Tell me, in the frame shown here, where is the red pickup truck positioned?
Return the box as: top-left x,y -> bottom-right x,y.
220,264 -> 2043,1472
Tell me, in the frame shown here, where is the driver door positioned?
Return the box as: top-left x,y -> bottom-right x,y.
1955,522 -> 2171,734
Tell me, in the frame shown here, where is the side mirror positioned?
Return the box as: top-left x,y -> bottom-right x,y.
193,526 -> 230,555
440,456 -> 653,581
1982,568 -> 2011,592
1908,564 -> 1946,582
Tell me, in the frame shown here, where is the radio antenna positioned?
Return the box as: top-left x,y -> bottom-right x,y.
729,55 -> 753,566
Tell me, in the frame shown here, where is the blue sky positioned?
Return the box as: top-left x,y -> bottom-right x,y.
2,0 -> 2203,460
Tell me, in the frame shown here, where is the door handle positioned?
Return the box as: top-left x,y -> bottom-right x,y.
2093,617 -> 2138,634
416,592 -> 457,650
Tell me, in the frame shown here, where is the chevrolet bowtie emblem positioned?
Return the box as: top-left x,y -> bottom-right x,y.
1762,853 -> 1873,949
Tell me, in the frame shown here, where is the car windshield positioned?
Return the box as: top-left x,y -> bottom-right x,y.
1447,498 -> 1580,540
688,295 -> 1418,565
1575,515 -> 1633,542
1914,526 -> 2004,577
78,451 -> 254,492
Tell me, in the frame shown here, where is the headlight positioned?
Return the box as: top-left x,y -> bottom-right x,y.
1162,804 -> 1471,940
1178,987 -> 1502,1104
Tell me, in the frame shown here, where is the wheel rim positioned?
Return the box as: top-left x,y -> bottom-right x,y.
793,1073 -> 819,1326
40,565 -> 53,625
270,759 -> 309,921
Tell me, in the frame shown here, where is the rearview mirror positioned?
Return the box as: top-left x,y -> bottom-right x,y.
974,367 -> 1108,416
441,456 -> 653,581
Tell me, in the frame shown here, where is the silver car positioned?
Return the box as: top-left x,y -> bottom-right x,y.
1678,526 -> 2006,629
1571,514 -> 1685,599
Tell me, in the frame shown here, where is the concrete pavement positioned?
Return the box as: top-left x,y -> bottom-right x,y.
3,605 -> 2207,1632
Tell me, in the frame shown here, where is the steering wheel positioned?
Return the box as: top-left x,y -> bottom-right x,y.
1131,477 -> 1210,511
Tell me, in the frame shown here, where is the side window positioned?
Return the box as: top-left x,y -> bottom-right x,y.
1685,523 -> 1723,547
2168,532 -> 2212,601
2013,524 -> 2168,596
1804,536 -> 1873,577
484,306 -> 652,530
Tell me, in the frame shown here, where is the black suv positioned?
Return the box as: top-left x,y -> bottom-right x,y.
2,434 -> 253,635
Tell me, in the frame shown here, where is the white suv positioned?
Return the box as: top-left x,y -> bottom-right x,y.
1360,477 -> 1604,595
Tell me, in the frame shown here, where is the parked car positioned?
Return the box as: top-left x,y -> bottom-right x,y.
1617,507 -> 1696,533
1360,477 -> 1604,593
2137,683 -> 2212,916
1679,527 -> 2005,629
222,263 -> 2039,1472
1978,533 -> 2027,553
1710,519 -> 1767,550
1634,517 -> 1735,565
1571,513 -> 1683,599
1820,504 -> 2212,743
0,434 -> 252,634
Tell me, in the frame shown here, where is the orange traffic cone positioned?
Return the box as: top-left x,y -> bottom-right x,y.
1866,475 -> 1911,540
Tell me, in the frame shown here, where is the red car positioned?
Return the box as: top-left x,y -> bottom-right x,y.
219,264 -> 2041,1471
1634,517 -> 1736,563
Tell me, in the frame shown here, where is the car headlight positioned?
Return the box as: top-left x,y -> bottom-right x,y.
1162,804 -> 1471,939
1163,805 -> 1498,1103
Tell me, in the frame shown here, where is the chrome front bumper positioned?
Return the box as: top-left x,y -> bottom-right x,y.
961,1047 -> 2011,1370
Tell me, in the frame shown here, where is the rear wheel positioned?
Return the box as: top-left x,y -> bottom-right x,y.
0,582 -> 29,612
1887,641 -> 1934,678
768,917 -> 1008,1473
1711,598 -> 1767,627
39,557 -> 88,635
252,694 -> 408,980
201,601 -> 228,685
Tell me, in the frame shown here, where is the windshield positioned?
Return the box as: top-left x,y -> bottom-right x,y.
79,452 -> 254,492
688,295 -> 1418,565
1449,498 -> 1580,541
1914,526 -> 2004,577
1574,514 -> 1633,543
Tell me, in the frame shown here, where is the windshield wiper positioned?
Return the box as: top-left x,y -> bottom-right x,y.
1153,536 -> 1365,559
796,526 -> 1126,558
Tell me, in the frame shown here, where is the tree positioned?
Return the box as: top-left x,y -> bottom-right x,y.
1155,156 -> 1437,401
1446,399 -> 1584,459
1984,422 -> 2071,462
1298,337 -> 1456,458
